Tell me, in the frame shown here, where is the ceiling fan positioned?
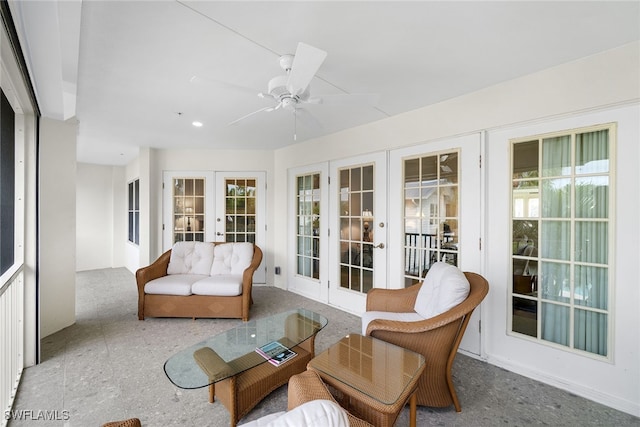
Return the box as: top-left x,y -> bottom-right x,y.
198,42 -> 378,138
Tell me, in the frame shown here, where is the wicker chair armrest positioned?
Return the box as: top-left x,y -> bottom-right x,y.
366,273 -> 489,336
365,283 -> 421,312
365,312 -> 455,337
242,245 -> 263,294
135,249 -> 171,295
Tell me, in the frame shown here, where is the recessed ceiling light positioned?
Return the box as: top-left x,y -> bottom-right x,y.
192,121 -> 203,127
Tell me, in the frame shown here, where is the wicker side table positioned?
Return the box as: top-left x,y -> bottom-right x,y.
308,334 -> 425,427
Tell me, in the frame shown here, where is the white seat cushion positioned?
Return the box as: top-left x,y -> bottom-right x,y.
361,311 -> 425,335
167,241 -> 215,275
414,262 -> 470,319
144,274 -> 207,296
191,275 -> 243,296
211,242 -> 254,275
239,400 -> 349,427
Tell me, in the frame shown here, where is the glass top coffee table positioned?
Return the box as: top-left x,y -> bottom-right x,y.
308,333 -> 425,427
164,308 -> 328,426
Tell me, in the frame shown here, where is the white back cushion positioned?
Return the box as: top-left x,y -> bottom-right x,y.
167,242 -> 215,275
239,400 -> 349,427
414,262 -> 470,319
210,242 -> 254,275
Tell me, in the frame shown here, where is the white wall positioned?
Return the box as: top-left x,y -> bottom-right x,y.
484,104 -> 639,416
270,42 -> 639,415
76,162 -> 126,271
76,163 -> 112,270
272,42 -> 639,287
39,117 -> 77,338
81,147 -> 275,276
149,148 -> 275,267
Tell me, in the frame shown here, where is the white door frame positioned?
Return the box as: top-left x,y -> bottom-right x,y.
215,171 -> 267,283
328,152 -> 388,315
162,171 -> 215,250
388,133 -> 483,355
162,170 -> 267,283
287,163 -> 330,302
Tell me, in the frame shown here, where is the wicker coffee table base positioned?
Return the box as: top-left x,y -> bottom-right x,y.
208,345 -> 311,427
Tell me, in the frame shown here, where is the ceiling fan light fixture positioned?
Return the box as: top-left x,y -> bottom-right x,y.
281,97 -> 297,111
267,75 -> 289,98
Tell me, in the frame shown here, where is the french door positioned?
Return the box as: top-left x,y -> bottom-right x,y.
328,152 -> 387,314
162,170 -> 266,283
215,172 -> 266,283
287,137 -> 482,355
288,163 -> 329,302
389,133 -> 482,354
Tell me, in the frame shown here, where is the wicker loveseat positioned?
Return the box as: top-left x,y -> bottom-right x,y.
135,241 -> 262,321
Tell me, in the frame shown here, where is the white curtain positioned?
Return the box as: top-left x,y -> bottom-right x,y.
539,130 -> 609,356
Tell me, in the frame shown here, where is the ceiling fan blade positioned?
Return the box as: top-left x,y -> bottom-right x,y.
286,42 -> 327,96
311,93 -> 379,107
228,104 -> 278,126
295,107 -> 323,131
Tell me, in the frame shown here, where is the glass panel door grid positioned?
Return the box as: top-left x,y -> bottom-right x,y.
403,151 -> 459,287
339,165 -> 374,294
511,125 -> 613,359
296,173 -> 320,280
224,178 -> 256,243
172,177 -> 205,243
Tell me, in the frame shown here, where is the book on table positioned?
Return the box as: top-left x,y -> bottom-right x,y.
255,340 -> 297,366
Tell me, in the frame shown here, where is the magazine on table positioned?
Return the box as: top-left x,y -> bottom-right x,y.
255,340 -> 297,366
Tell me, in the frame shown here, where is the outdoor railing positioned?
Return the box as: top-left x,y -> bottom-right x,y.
404,232 -> 458,278
1,268 -> 24,427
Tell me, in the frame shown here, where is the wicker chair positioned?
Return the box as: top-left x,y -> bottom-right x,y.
363,271 -> 489,412
101,418 -> 141,427
288,370 -> 373,427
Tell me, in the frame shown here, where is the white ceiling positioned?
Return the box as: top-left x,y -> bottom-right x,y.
9,1 -> 640,166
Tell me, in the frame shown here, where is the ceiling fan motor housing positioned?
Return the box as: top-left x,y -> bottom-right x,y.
267,75 -> 290,99
267,75 -> 310,109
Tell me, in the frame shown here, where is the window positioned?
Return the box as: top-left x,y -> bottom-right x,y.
128,179 -> 139,244
296,173 -> 320,279
402,151 -> 459,287
510,124 -> 614,359
0,88 -> 15,275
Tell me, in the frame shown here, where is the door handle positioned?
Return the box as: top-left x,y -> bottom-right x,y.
216,232 -> 224,236
373,243 -> 385,249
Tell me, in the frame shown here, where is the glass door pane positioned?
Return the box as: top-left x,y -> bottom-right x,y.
172,177 -> 206,243
402,151 -> 460,287
329,152 -> 387,314
223,178 -> 257,243
296,173 -> 320,280
339,164 -> 375,294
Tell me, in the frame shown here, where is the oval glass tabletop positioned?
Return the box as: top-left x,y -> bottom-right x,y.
164,308 -> 328,389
